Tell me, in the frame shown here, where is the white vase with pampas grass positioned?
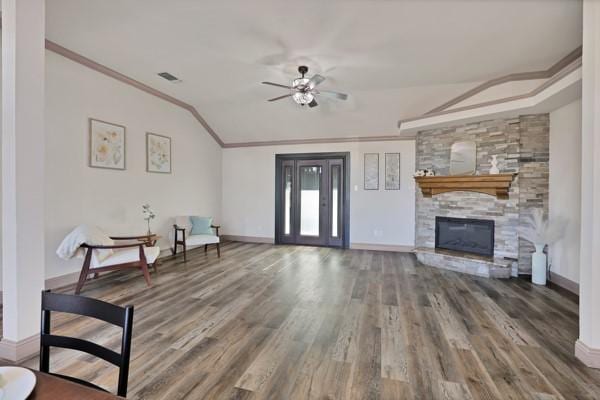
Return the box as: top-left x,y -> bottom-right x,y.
518,208 -> 564,285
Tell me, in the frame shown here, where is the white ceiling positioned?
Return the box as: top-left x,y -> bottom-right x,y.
45,0 -> 582,144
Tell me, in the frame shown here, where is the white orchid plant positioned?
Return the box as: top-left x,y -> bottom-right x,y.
518,208 -> 564,247
142,204 -> 156,234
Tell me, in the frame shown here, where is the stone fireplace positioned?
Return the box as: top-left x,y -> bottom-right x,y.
414,115 -> 549,277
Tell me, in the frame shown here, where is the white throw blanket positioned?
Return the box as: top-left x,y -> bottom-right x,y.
56,225 -> 115,262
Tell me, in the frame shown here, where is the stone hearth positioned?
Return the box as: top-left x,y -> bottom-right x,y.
414,247 -> 512,279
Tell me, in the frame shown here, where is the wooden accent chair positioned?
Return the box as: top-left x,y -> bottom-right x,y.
172,216 -> 220,261
40,290 -> 134,397
75,234 -> 159,294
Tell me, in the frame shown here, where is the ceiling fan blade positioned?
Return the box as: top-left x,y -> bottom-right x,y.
308,74 -> 326,89
317,90 -> 348,100
267,94 -> 293,102
308,99 -> 318,108
262,81 -> 293,89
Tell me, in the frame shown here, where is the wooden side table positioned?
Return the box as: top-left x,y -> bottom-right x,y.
137,234 -> 160,247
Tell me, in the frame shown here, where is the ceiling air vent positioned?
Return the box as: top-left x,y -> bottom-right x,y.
157,72 -> 181,83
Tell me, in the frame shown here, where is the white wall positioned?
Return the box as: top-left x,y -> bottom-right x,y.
222,141 -> 416,248
549,99 -> 582,284
44,51 -> 222,280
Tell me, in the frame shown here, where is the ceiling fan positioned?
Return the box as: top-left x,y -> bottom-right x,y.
261,66 -> 348,108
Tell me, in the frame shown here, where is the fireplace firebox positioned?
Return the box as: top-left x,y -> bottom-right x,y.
435,216 -> 495,257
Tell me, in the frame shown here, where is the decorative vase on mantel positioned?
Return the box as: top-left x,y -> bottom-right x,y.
489,155 -> 500,175
531,244 -> 547,285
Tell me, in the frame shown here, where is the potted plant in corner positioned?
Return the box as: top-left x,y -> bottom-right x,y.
518,208 -> 564,285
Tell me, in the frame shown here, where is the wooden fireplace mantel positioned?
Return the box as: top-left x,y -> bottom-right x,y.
414,173 -> 516,199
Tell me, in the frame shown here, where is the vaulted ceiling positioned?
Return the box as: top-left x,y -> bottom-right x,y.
46,0 -> 582,145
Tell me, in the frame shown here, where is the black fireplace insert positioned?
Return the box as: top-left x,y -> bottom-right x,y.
435,216 -> 495,257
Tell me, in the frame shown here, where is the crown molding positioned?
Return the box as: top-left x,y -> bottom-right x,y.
223,134 -> 414,148
398,56 -> 582,132
425,46 -> 582,115
44,40 -> 225,148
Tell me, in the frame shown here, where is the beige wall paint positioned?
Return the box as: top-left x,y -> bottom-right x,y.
44,51 -> 222,280
221,141 -> 416,247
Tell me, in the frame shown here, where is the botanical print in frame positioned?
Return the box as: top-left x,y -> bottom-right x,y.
364,153 -> 379,190
146,132 -> 172,174
385,153 -> 401,190
89,118 -> 126,170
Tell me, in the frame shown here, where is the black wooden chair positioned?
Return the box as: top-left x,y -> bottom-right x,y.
40,290 -> 134,397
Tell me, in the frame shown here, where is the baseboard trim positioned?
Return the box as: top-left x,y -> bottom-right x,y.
0,334 -> 40,362
549,272 -> 579,295
221,235 -> 274,244
350,243 -> 414,252
575,339 -> 600,369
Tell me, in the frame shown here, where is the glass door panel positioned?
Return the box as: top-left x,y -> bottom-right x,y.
328,160 -> 344,247
331,165 -> 340,238
284,165 -> 293,235
299,166 -> 321,236
295,160 -> 328,245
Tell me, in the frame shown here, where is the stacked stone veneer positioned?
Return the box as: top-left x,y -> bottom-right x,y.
415,115 -> 549,275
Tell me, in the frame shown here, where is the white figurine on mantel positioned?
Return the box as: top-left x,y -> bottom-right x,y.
489,155 -> 500,174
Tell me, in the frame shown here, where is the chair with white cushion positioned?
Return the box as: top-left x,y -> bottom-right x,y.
172,216 -> 220,261
56,225 -> 160,294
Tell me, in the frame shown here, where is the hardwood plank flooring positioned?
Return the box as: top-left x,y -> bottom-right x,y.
18,242 -> 600,399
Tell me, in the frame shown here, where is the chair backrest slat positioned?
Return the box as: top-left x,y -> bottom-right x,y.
41,334 -> 122,366
42,291 -> 127,327
40,290 -> 134,397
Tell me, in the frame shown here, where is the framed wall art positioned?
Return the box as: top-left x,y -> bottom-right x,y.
89,118 -> 126,170
364,153 -> 379,190
385,153 -> 400,190
146,132 -> 172,174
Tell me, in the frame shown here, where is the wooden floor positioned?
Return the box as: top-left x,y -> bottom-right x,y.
21,242 -> 600,399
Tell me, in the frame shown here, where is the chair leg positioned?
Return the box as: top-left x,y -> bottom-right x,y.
216,242 -> 221,258
183,243 -> 187,262
204,244 -> 208,253
75,252 -> 92,295
75,267 -> 89,295
75,271 -> 88,295
141,261 -> 152,287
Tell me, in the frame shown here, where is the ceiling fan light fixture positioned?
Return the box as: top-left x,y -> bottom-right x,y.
291,77 -> 313,105
262,65 -> 347,107
292,91 -> 314,105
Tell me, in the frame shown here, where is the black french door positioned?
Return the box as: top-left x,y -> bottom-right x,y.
275,153 -> 349,248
